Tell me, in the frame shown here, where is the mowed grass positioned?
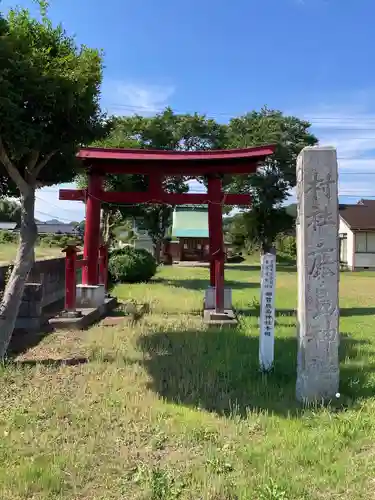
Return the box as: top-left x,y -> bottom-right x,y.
0,244 -> 62,264
1,263 -> 375,499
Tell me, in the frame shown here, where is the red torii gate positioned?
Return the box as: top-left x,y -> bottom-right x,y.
59,145 -> 275,312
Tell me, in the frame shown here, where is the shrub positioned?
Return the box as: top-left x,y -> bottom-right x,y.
0,230 -> 18,244
38,233 -> 82,248
108,246 -> 157,283
275,234 -> 296,258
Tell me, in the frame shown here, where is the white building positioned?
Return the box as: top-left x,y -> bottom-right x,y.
339,199 -> 375,270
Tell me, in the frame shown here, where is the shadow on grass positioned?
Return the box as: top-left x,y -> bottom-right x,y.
11,357 -> 89,368
138,329 -> 375,418
5,353 -> 120,368
7,327 -> 54,358
239,307 -> 375,318
340,307 -> 375,317
158,278 -> 259,291
225,264 -> 261,272
227,263 -> 297,273
238,308 -> 296,318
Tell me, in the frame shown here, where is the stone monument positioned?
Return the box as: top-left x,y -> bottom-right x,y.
296,146 -> 340,402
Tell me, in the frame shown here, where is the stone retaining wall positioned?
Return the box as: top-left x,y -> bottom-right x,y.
0,256 -> 65,308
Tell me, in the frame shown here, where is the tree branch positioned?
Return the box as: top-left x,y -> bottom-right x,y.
27,150 -> 39,172
0,136 -> 28,194
33,150 -> 58,179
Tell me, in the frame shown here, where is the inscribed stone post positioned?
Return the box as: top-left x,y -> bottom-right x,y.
259,251 -> 276,371
296,146 -> 340,402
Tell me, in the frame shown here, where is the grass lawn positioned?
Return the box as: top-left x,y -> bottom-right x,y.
0,244 -> 63,264
1,263 -> 375,499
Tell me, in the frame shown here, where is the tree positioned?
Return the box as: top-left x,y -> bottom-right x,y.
0,3 -> 105,356
240,206 -> 294,252
226,107 -> 317,252
72,220 -> 85,239
0,199 -> 21,223
81,108 -> 227,259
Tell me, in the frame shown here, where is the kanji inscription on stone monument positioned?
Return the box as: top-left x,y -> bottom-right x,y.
296,146 -> 340,402
259,251 -> 276,371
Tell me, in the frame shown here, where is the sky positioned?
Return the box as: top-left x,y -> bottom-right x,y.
2,0 -> 375,221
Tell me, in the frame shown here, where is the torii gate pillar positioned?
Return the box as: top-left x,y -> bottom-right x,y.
82,172 -> 102,285
207,175 -> 224,287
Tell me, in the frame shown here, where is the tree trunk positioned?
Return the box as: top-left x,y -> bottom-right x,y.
153,240 -> 161,263
261,238 -> 275,255
0,187 -> 37,358
102,210 -> 111,245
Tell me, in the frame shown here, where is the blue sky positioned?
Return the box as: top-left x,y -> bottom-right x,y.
2,0 -> 375,221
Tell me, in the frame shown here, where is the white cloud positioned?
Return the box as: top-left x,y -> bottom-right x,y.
101,80 -> 175,116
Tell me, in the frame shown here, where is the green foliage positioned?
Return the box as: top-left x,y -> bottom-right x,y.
0,3 -> 106,195
108,246 -> 157,283
227,107 -> 317,250
226,213 -> 248,251
275,234 -> 296,258
0,199 -> 21,223
0,231 -> 18,244
227,209 -> 296,256
241,206 -> 295,253
38,233 -> 82,248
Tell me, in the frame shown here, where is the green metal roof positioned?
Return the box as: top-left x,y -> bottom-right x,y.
172,206 -> 209,238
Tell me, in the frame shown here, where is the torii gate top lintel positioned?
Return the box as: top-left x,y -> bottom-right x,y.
60,144 -> 275,312
77,145 -> 275,168
76,145 -> 275,174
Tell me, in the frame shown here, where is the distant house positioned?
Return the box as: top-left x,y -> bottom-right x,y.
36,223 -> 78,235
0,222 -> 17,231
339,199 -> 375,270
171,205 -> 230,262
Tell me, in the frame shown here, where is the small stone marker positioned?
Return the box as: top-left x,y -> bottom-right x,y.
259,251 -> 276,371
296,146 -> 340,402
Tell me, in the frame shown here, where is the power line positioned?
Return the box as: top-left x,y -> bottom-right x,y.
35,210 -> 78,222
35,195 -> 84,214
103,101 -> 375,125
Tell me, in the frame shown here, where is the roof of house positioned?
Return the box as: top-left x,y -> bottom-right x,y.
36,223 -> 77,234
172,206 -> 209,238
0,222 -> 17,230
340,200 -> 375,230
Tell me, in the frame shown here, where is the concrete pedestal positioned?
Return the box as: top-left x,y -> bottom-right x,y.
204,287 -> 232,310
203,308 -> 238,328
76,284 -> 105,308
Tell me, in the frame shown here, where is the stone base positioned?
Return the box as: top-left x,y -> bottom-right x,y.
49,297 -> 117,330
204,287 -> 232,310
296,369 -> 340,403
60,310 -> 83,319
203,308 -> 238,328
76,284 -> 105,308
